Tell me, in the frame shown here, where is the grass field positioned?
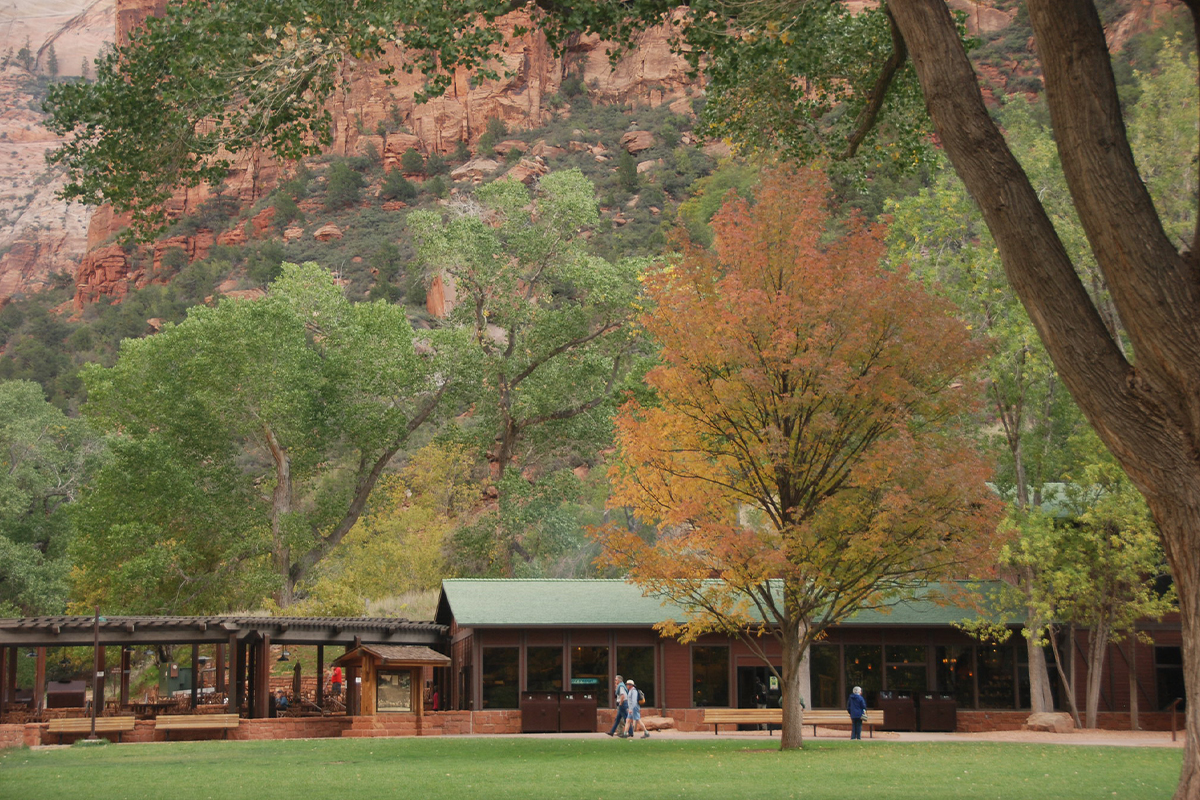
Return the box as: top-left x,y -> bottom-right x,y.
0,737 -> 1182,800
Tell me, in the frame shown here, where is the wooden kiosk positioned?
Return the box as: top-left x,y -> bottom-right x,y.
332,645 -> 450,716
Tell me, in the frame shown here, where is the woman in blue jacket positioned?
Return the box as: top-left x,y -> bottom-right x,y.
847,686 -> 867,740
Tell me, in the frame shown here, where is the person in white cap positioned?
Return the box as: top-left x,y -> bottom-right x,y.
624,679 -> 650,739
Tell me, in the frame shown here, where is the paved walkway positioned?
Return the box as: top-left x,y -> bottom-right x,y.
508,728 -> 1186,748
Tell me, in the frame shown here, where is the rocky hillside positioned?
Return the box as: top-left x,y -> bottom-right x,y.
0,0 -> 1187,308
0,0 -> 111,301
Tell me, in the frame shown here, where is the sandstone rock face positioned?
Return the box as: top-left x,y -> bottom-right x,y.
313,223 -> 344,242
8,0 -> 1183,310
451,157 -> 502,183
504,158 -> 549,185
1023,712 -> 1075,733
620,131 -> 655,154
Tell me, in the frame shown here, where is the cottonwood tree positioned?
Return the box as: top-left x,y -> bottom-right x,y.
74,262 -> 446,610
409,171 -> 643,573
0,380 -> 104,615
598,168 -> 998,750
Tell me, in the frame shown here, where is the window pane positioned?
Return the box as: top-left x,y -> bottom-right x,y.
977,645 -> 1016,709
935,645 -> 974,708
481,647 -> 519,709
376,670 -> 412,712
527,646 -> 563,692
809,645 -> 840,708
692,646 -> 729,707
845,645 -> 882,706
570,645 -> 609,693
617,646 -> 655,706
886,645 -> 925,664
1157,646 -> 1186,711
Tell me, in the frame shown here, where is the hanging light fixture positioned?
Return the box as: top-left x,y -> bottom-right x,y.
277,649 -> 291,662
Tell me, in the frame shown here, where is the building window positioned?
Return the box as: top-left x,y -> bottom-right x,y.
885,645 -> 927,695
936,645 -> 974,708
1156,646 -> 1186,712
845,645 -> 882,706
809,644 -> 841,708
481,647 -> 519,709
570,645 -> 609,692
977,644 -> 1016,709
376,670 -> 412,712
617,646 -> 655,706
692,646 -> 729,707
527,647 -> 563,692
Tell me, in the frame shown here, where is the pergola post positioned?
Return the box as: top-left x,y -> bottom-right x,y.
120,647 -> 131,707
246,640 -> 257,718
234,639 -> 247,715
316,645 -> 325,709
215,643 -> 226,695
34,647 -> 46,712
96,645 -> 106,712
253,634 -> 271,719
5,646 -> 16,708
190,643 -> 199,709
0,646 -> 7,707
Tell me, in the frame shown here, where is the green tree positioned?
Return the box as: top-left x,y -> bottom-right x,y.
410,170 -> 644,572
16,37 -> 33,72
380,169 -> 417,201
0,381 -> 104,615
324,160 -> 365,210
45,44 -> 58,78
74,262 -> 447,609
616,150 -> 639,194
400,147 -> 425,175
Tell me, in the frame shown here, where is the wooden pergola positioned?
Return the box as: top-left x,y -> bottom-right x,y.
0,615 -> 447,720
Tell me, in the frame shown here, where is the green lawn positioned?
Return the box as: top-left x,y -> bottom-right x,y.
0,737 -> 1181,799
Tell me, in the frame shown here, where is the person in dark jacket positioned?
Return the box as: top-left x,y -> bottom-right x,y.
847,686 -> 867,740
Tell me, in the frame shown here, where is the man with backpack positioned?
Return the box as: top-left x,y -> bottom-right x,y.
624,679 -> 650,739
607,675 -> 628,737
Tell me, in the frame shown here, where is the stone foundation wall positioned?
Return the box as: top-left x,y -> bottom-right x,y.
2,707 -> 1182,748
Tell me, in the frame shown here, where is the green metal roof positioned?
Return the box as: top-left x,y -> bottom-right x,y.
437,579 -> 1013,629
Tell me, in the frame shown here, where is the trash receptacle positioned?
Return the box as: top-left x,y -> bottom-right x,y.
917,694 -> 957,732
521,691 -> 560,733
878,692 -> 916,731
560,691 -> 598,732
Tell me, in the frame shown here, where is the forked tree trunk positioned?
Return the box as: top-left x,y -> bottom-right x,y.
1026,628 -> 1055,714
888,2 -> 1200,795
1084,624 -> 1110,729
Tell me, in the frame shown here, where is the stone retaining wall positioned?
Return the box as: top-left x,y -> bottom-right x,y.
0,708 -> 1182,748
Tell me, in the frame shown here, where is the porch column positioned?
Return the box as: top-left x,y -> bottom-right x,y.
246,641 -> 256,718
215,644 -> 226,694
5,646 -> 17,707
0,646 -> 6,706
316,645 -> 325,709
190,643 -> 199,709
120,648 -> 131,707
234,639 -> 247,714
95,646 -> 106,711
253,634 -> 271,718
34,647 -> 46,712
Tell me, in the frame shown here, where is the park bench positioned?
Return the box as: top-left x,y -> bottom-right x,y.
701,708 -> 883,737
46,716 -> 136,743
155,713 -> 241,740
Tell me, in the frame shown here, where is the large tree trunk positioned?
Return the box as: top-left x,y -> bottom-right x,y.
778,623 -> 806,750
1026,625 -> 1055,714
889,1 -> 1200,795
1084,624 -> 1110,729
263,424 -> 294,607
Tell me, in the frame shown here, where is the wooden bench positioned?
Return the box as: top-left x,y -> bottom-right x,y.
701,708 -> 884,737
155,713 -> 241,740
46,716 -> 136,743
801,709 -> 883,738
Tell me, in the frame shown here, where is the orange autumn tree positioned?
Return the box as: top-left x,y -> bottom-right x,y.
597,168 -> 1000,750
